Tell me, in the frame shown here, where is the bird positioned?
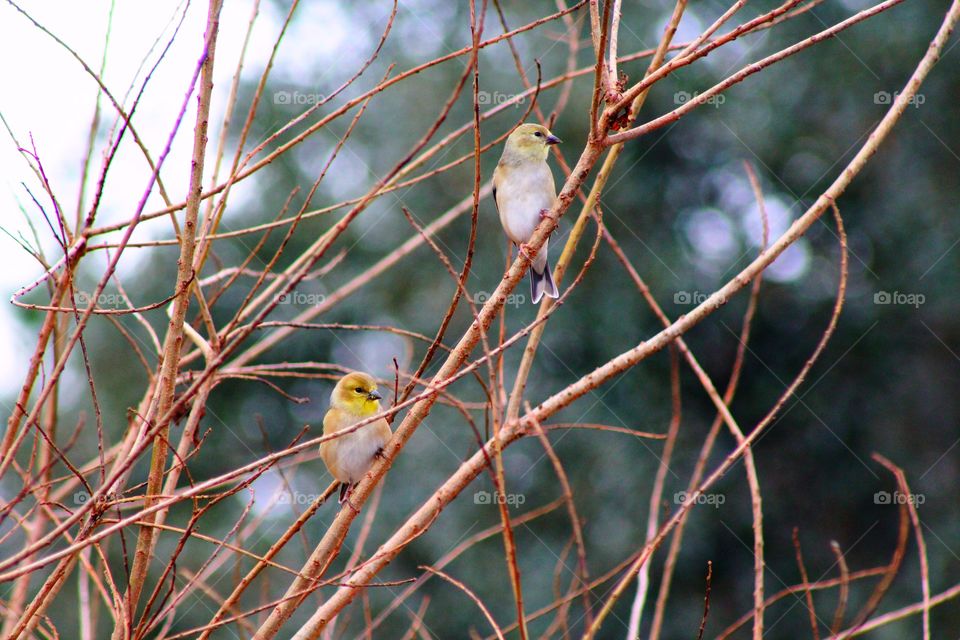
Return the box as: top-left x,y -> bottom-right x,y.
493,122 -> 562,304
319,371 -> 392,508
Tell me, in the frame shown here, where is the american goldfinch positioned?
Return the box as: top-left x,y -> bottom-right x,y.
319,372 -> 392,507
493,123 -> 562,304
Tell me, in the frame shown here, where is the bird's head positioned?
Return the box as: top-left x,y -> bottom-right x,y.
331,371 -> 383,416
502,123 -> 561,162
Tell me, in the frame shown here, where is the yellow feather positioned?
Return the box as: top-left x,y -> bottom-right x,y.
319,372 -> 392,486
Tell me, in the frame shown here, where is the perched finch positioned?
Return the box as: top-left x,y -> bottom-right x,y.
493,123 -> 562,304
319,372 -> 391,507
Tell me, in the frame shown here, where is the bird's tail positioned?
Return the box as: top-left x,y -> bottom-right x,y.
530,261 -> 559,304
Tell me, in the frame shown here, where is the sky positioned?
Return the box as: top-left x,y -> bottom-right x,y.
0,1 -> 298,396
0,0 -> 818,401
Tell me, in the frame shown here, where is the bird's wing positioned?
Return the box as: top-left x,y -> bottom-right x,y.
322,407 -> 339,436
492,163 -> 503,212
321,409 -> 351,480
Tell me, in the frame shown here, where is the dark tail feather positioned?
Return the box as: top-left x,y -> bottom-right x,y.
530,262 -> 559,304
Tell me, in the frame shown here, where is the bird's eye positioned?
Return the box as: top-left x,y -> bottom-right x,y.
354,387 -> 364,393
534,131 -> 543,137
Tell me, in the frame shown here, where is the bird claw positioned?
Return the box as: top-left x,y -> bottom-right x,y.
518,243 -> 536,261
539,209 -> 558,234
338,482 -> 360,512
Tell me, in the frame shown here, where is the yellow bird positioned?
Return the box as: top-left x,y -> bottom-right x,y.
320,372 -> 392,507
493,123 -> 562,304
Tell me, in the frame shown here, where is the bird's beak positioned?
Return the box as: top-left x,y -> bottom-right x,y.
545,134 -> 561,145
367,389 -> 382,401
